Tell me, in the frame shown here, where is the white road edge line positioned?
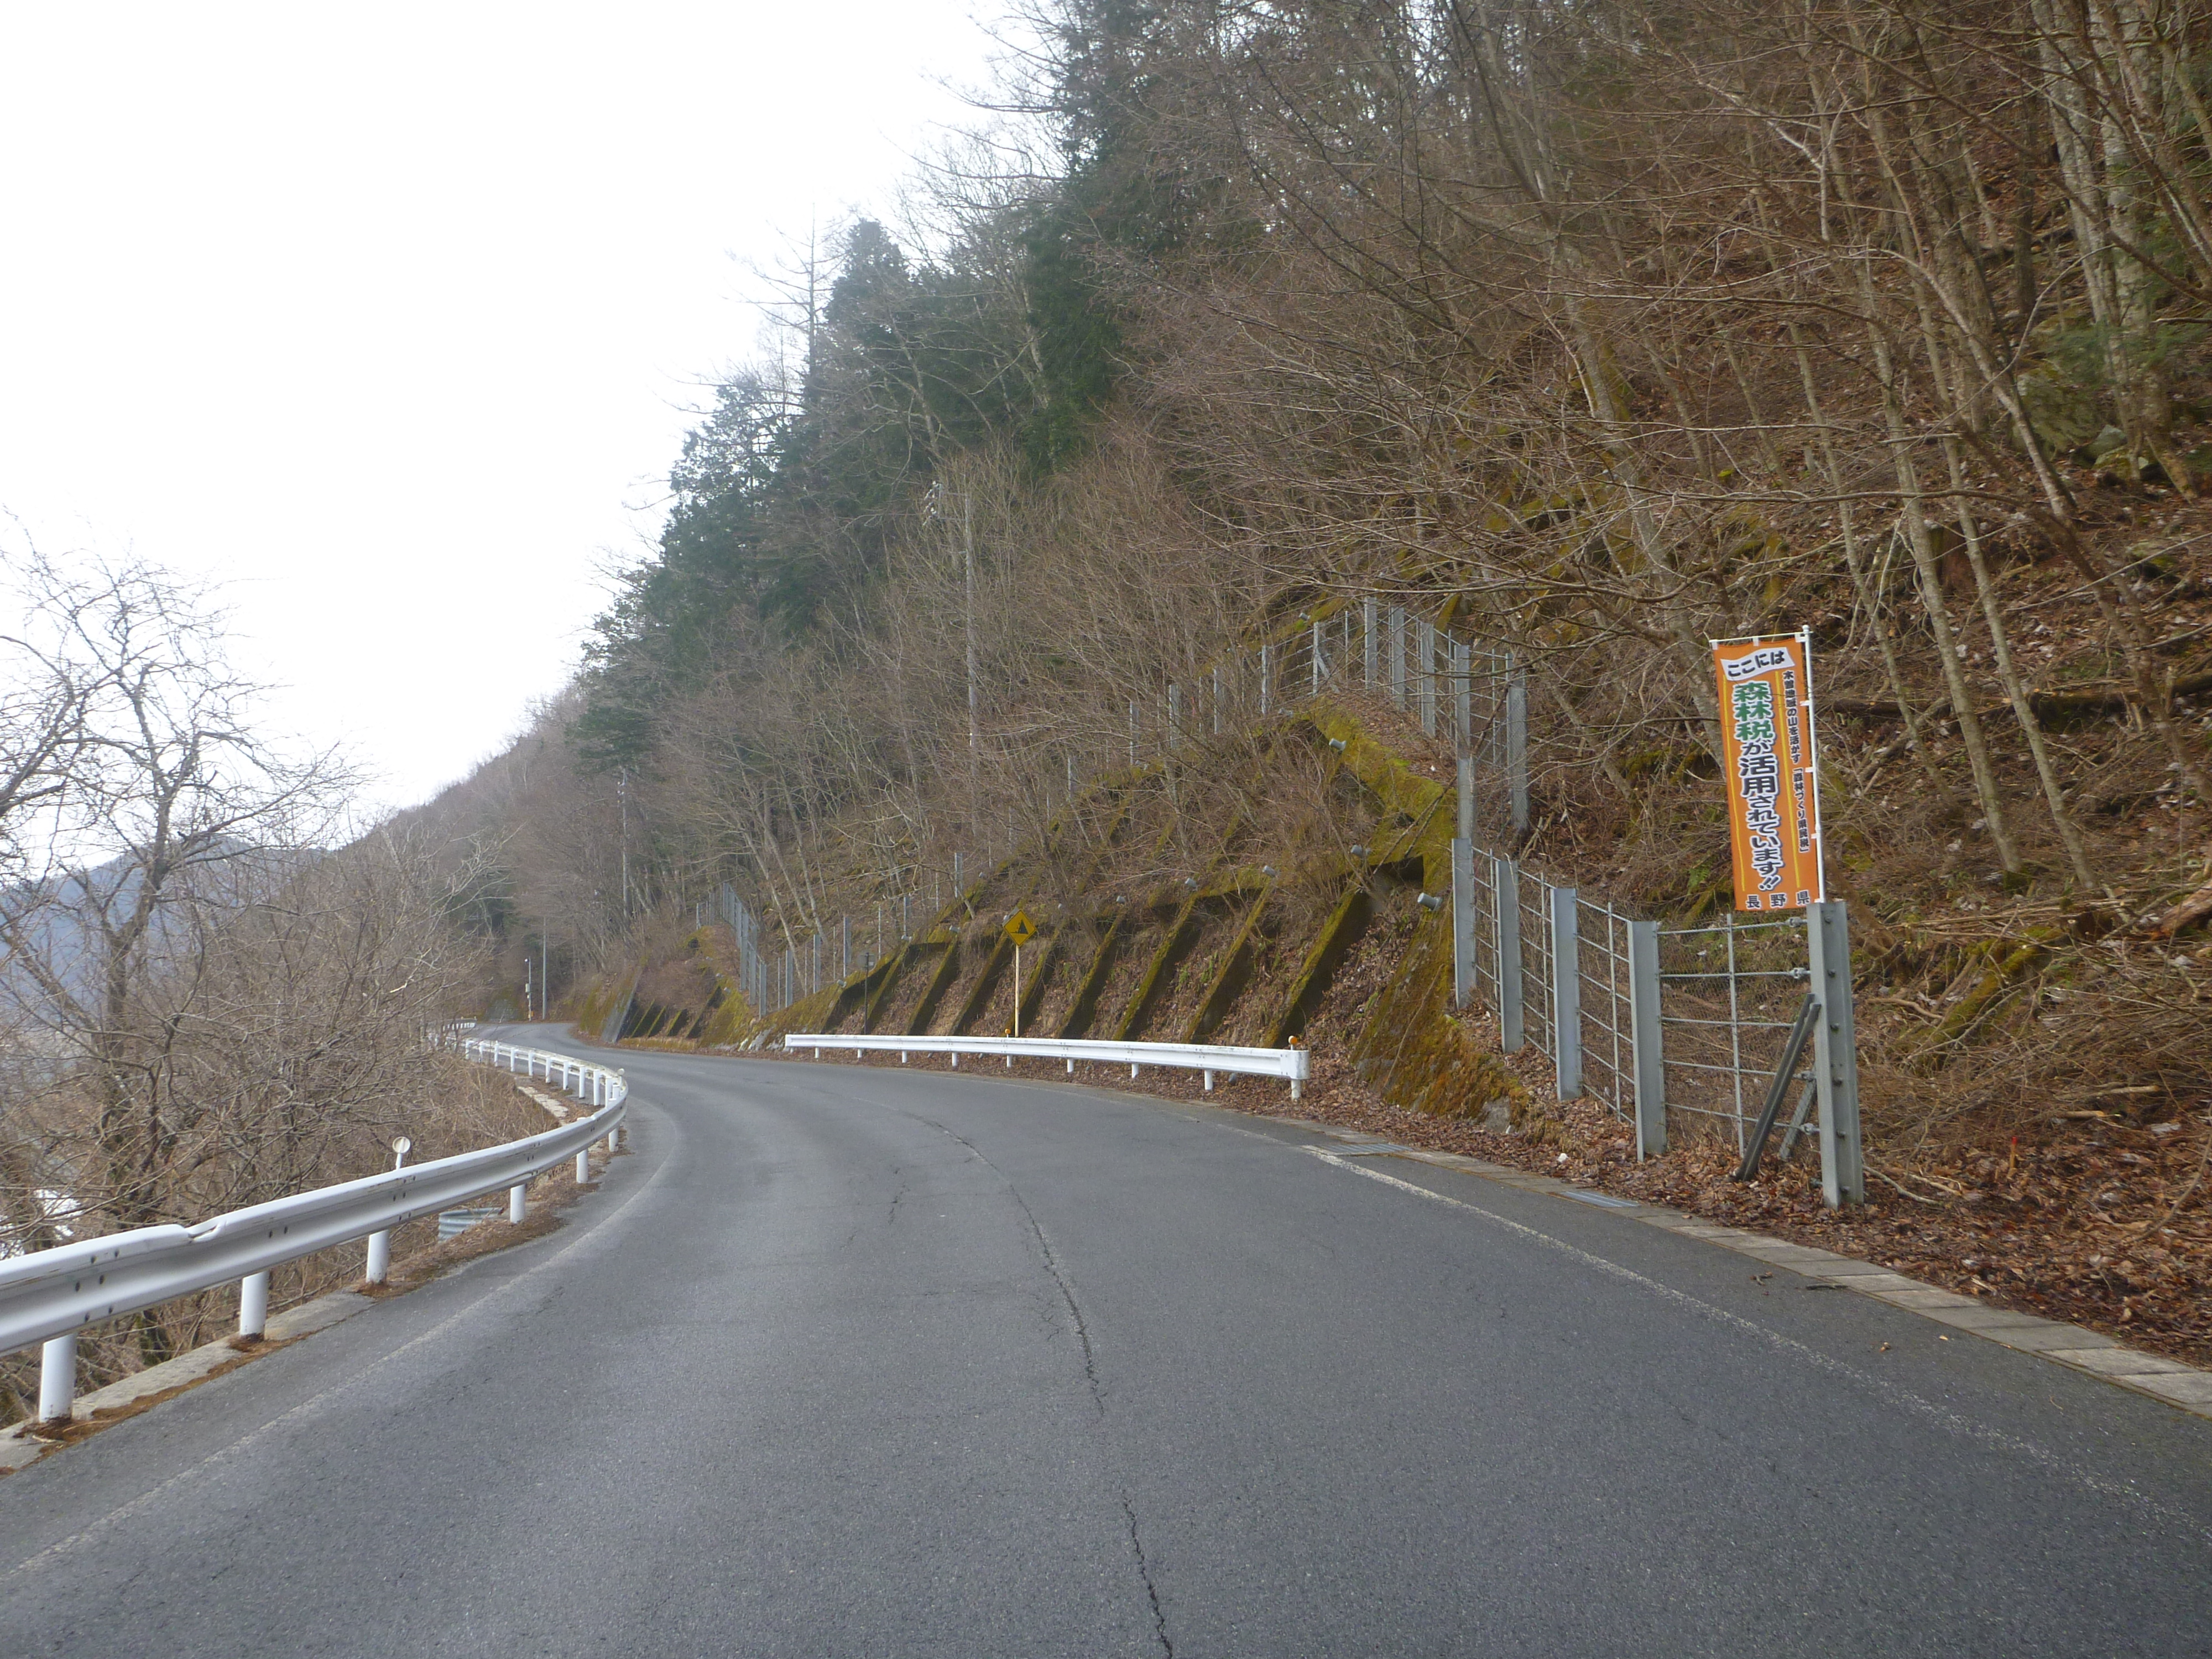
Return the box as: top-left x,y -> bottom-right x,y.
1302,1146 -> 2212,1548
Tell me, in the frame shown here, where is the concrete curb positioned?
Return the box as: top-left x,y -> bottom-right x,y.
0,1289 -> 378,1474
1294,1124 -> 2212,1421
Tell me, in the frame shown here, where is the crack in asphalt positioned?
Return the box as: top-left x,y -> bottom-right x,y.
909,1113 -> 1105,1418
1123,1496 -> 1173,1657
886,1171 -> 907,1228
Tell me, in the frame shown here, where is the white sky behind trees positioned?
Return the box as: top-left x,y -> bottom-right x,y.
0,3 -> 1003,818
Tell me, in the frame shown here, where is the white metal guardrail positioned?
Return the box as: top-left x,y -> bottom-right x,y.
784,1032 -> 1308,1098
3,1039 -> 625,1426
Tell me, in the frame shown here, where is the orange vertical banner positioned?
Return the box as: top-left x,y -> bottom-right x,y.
1713,632 -> 1824,913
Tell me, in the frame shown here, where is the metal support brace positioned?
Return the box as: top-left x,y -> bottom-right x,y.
1627,919 -> 1666,1158
1506,668 -> 1529,834
1496,857 -> 1524,1051
1550,886 -> 1582,1099
1389,607 -> 1407,709
1809,900 -> 1865,1206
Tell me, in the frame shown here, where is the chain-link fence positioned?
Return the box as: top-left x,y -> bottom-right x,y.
697,591 -> 1860,1202
1655,914 -> 1815,1152
1451,852 -> 1858,1203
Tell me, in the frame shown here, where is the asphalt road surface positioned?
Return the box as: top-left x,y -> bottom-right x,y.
4,1029 -> 2210,1656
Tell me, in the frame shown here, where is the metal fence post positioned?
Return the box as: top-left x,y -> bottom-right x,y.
1363,596 -> 1378,685
1168,681 -> 1182,745
1453,639 -> 1473,753
39,1333 -> 75,1422
1213,664 -> 1225,733
842,915 -> 851,980
1260,644 -> 1273,716
1451,839 -> 1477,1010
1452,754 -> 1477,1009
1389,607 -> 1407,709
1809,900 -> 1864,1206
1505,665 -> 1530,834
1627,920 -> 1666,1157
1496,857 -> 1524,1051
1550,886 -> 1582,1098
1312,619 -> 1324,695
1417,618 -> 1437,736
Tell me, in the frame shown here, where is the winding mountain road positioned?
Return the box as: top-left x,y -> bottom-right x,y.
3,1030 -> 2208,1656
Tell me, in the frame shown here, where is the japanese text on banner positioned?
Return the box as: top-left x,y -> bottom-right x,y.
1713,633 -> 1824,912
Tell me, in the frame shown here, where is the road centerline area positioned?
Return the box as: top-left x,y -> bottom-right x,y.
4,1040 -> 2208,1658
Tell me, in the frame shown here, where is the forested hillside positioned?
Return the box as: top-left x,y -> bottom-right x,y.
421,0 -> 2212,1345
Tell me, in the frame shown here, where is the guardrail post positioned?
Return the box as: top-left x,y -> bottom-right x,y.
39,1333 -> 75,1422
1389,606 -> 1407,709
1628,919 -> 1666,1157
1809,900 -> 1864,1207
1550,886 -> 1582,1099
510,1183 -> 528,1224
1496,857 -> 1524,1051
575,1147 -> 592,1185
365,1230 -> 390,1285
238,1271 -> 269,1339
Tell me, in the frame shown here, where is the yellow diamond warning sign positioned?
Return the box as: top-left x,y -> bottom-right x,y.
1003,908 -> 1039,947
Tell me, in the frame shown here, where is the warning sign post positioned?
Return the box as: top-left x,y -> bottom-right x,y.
1713,631 -> 1824,913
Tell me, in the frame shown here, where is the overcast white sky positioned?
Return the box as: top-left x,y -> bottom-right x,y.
0,3 -> 1007,818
